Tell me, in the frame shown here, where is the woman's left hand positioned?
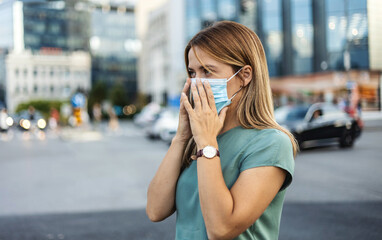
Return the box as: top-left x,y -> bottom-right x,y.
181,78 -> 228,150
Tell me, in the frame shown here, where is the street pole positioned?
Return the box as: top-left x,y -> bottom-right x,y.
344,0 -> 353,111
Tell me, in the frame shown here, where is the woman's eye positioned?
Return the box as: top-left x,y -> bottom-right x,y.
203,69 -> 211,76
189,71 -> 196,77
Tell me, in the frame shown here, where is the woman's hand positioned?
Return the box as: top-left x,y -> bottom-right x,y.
181,79 -> 228,150
174,78 -> 193,143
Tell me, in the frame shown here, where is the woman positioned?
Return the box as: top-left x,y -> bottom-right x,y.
147,21 -> 297,240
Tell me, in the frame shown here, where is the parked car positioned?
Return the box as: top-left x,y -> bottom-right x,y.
275,103 -> 362,149
0,108 -> 15,132
146,107 -> 179,142
133,102 -> 162,128
16,109 -> 47,131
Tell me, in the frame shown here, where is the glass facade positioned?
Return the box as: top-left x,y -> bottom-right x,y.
291,0 -> 313,74
22,2 -> 90,52
90,9 -> 138,102
201,0 -> 217,27
186,0 -> 201,40
185,0 -> 257,41
326,0 -> 368,70
262,0 -> 283,76
239,0 -> 257,32
217,0 -> 238,20
0,1 -> 14,49
184,0 -> 370,77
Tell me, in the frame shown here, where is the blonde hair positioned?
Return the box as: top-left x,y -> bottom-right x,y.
181,21 -> 298,171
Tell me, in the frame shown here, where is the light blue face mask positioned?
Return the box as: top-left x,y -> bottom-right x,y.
190,68 -> 243,114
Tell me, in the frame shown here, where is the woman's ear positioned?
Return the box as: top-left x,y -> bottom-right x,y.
240,65 -> 252,87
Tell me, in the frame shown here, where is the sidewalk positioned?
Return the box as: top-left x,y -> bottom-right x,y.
362,111 -> 382,130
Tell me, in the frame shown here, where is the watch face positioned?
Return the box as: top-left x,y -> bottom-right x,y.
203,146 -> 217,158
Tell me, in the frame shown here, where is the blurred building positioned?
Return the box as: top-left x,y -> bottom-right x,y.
89,1 -> 139,103
0,0 -> 138,112
185,0 -> 381,111
137,0 -> 185,106
5,50 -> 91,112
0,49 -> 6,107
139,0 -> 381,111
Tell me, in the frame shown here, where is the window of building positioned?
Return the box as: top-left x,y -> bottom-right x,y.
201,0 -> 217,26
291,0 -> 313,74
217,0 -> 237,20
262,0 -> 283,77
33,68 -> 38,77
325,0 -> 368,70
186,0 -> 201,40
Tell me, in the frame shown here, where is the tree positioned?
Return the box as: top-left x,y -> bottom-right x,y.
109,81 -> 128,107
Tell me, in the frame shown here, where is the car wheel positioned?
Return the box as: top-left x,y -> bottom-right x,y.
339,130 -> 354,148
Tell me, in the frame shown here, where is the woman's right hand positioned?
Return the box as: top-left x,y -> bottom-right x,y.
174,78 -> 192,143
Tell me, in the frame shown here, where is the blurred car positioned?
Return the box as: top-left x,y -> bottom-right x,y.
275,102 -> 362,149
146,107 -> 179,142
0,108 -> 14,132
16,110 -> 47,131
133,102 -> 162,127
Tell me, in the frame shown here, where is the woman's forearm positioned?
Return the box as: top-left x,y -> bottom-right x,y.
197,140 -> 235,239
146,136 -> 188,222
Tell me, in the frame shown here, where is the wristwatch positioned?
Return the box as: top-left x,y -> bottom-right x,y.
196,145 -> 220,159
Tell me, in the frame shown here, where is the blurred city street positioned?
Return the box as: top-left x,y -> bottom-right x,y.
0,120 -> 381,240
0,0 -> 381,239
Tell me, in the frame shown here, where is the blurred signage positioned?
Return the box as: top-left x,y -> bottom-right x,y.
71,93 -> 86,108
346,81 -> 357,90
168,95 -> 180,107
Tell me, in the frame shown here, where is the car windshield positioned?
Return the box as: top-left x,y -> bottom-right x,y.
275,106 -> 309,123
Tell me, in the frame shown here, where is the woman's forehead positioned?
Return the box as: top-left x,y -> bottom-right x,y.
188,47 -> 220,67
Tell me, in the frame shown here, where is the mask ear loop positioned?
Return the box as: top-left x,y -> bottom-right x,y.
226,67 -> 243,82
227,67 -> 244,100
229,86 -> 243,100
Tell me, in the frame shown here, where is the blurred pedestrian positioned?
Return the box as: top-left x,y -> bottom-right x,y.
147,21 -> 296,240
92,102 -> 102,130
107,106 -> 119,132
28,106 -> 36,120
49,107 -> 60,132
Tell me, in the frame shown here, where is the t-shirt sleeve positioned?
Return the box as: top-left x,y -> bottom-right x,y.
239,129 -> 295,191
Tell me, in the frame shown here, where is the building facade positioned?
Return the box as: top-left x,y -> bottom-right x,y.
5,50 -> 91,113
0,0 -> 138,112
181,0 -> 381,110
90,3 -> 139,103
138,0 -> 185,106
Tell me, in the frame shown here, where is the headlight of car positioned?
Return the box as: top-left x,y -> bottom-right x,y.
22,119 -> 31,130
6,117 -> 13,127
37,119 -> 46,129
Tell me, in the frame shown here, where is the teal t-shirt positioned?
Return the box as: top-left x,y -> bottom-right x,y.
175,126 -> 295,240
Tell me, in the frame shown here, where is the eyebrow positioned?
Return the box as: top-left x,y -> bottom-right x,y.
188,64 -> 217,71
